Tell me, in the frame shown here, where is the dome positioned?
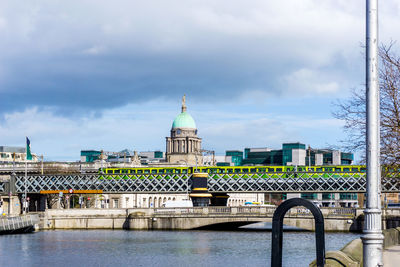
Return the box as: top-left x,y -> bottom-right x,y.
172,112 -> 196,129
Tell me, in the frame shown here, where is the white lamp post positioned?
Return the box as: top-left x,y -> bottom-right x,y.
362,0 -> 384,266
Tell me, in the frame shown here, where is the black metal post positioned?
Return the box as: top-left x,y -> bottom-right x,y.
271,198 -> 325,267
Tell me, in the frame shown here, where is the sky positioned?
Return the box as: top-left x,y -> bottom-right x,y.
1,0 -> 400,161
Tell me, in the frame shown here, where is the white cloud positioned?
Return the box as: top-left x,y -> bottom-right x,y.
0,0 -> 397,160
282,68 -> 339,95
0,101 -> 346,160
82,45 -> 106,55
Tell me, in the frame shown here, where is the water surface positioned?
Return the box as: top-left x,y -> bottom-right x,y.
0,229 -> 359,267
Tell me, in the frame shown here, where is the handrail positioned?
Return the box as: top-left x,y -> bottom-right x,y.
0,214 -> 39,231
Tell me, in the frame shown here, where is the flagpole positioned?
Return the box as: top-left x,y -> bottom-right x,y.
24,145 -> 27,214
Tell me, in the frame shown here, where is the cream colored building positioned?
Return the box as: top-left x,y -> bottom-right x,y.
99,193 -> 264,208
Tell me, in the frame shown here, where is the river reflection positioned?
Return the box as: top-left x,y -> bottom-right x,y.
0,229 -> 360,267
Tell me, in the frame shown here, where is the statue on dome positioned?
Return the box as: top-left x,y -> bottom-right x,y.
182,94 -> 187,112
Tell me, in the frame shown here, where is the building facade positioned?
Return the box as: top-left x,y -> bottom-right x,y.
0,146 -> 39,162
242,143 -> 353,166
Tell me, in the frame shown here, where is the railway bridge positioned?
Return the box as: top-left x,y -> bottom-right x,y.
1,171 -> 400,194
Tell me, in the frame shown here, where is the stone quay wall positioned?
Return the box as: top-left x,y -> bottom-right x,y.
39,207 -> 360,231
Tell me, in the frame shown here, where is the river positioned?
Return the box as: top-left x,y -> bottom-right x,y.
0,229 -> 359,267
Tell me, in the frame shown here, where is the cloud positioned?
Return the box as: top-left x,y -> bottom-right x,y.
282,68 -> 339,95
0,0 -> 387,117
82,45 -> 106,55
0,99 -> 346,160
0,0 -> 398,161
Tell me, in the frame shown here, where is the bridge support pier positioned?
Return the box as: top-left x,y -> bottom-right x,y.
189,172 -> 212,207
210,193 -> 229,206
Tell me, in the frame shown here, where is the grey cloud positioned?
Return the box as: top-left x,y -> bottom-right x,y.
1,0 -> 394,117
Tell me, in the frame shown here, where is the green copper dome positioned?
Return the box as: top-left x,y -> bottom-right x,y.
172,112 -> 196,129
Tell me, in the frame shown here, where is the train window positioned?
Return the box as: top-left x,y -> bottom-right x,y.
151,169 -> 157,174
121,169 -> 127,174
276,168 -> 282,172
107,170 -> 113,174
227,168 -> 233,173
351,168 -> 358,172
115,170 -> 120,174
298,168 -> 304,172
325,168 -> 333,172
159,169 -> 165,174
243,168 -> 249,173
182,169 -> 188,174
316,168 -> 322,172
258,168 -> 266,172
343,168 -> 349,172
267,168 -> 274,173
361,168 -> 366,172
234,169 -> 241,173
137,170 -> 143,174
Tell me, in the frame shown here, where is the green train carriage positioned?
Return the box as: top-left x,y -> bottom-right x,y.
99,165 -> 366,180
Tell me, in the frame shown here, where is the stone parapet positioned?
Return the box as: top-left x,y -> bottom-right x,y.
309,227 -> 400,266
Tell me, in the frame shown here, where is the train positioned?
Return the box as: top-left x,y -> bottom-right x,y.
98,165 -> 367,179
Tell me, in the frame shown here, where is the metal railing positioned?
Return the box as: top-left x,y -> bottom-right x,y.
0,214 -> 39,232
327,207 -> 356,217
151,206 -> 359,218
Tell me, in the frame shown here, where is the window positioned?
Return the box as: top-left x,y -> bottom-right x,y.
113,199 -> 119,208
276,168 -> 282,172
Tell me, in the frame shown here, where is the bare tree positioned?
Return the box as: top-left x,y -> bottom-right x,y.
333,44 -> 400,166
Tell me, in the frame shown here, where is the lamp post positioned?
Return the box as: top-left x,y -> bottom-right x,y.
362,0 -> 384,266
